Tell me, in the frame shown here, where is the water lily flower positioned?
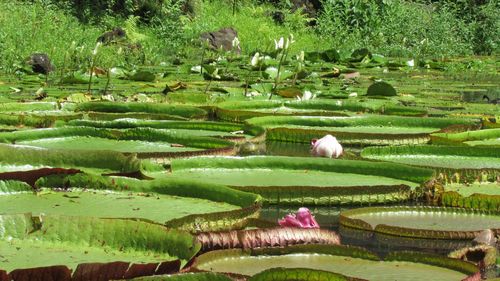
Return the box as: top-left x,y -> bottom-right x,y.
297,90 -> 316,101
349,92 -> 358,98
278,207 -> 319,229
211,68 -> 221,79
92,42 -> 102,56
275,37 -> 284,50
190,65 -> 202,73
311,134 -> 343,158
407,59 -> 415,67
251,52 -> 260,67
473,229 -> 497,246
232,37 -> 240,49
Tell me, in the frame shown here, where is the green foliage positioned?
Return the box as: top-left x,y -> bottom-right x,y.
182,1 -> 322,54
317,0 -> 498,56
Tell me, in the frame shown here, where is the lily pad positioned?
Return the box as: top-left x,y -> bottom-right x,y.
247,115 -> 478,146
75,102 -> 207,119
250,268 -> 354,281
166,156 -> 433,205
36,174 -> 262,232
0,213 -> 200,272
193,245 -> 476,281
361,145 -> 500,170
340,206 -> 500,239
0,189 -> 239,224
432,128 -> 500,147
0,127 -> 235,158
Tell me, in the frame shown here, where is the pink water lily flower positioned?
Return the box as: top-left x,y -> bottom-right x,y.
311,134 -> 343,158
278,207 -> 320,229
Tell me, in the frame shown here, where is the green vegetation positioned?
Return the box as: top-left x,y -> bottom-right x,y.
0,0 -> 497,279
1,0 -> 498,73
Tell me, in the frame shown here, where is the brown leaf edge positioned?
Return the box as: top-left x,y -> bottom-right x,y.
0,168 -> 81,188
1,260 -> 180,281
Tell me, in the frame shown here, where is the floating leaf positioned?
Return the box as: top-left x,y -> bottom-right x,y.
126,70 -> 156,82
66,93 -> 93,103
276,87 -> 302,98
350,48 -> 371,62
366,81 -> 397,97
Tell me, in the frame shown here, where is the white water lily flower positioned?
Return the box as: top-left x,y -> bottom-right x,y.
232,37 -> 240,48
407,59 -> 415,67
297,90 -> 316,101
245,91 -> 261,97
336,100 -> 343,106
92,42 -> 102,56
275,37 -> 284,50
212,68 -> 221,79
190,65 -> 202,73
251,52 -> 260,67
349,92 -> 358,98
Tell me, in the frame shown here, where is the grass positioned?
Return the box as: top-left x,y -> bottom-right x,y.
0,0 -> 498,74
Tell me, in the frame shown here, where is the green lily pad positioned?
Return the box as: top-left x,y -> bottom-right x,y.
432,128 -> 500,147
35,173 -> 261,232
247,115 -> 477,145
0,189 -> 239,224
19,137 -> 202,153
0,143 -> 141,174
0,213 -> 200,272
193,245 -> 475,281
166,156 -> 433,205
0,127 -> 234,157
361,145 -> 500,169
445,183 -> 500,197
340,206 -> 500,239
250,267 -> 353,281
126,70 -> 156,82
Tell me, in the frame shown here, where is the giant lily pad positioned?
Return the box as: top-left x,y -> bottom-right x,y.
192,245 -> 477,281
250,268 -> 356,281
75,102 -> 207,119
216,99 -> 427,122
0,214 -> 200,272
441,184 -> 500,212
166,156 -> 433,205
0,127 -> 235,158
0,143 -> 141,174
340,206 -> 500,239
432,128 -> 500,147
246,115 -> 477,145
0,189 -> 239,224
361,145 -> 500,170
36,174 -> 262,232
